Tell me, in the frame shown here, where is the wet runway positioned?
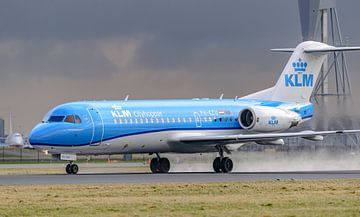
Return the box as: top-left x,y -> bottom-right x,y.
1,171 -> 360,184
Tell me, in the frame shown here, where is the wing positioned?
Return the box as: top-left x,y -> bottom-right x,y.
179,130 -> 360,144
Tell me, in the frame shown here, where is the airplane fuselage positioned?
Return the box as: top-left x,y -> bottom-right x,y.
29,99 -> 313,155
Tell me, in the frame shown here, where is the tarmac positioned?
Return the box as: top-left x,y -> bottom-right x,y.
1,171 -> 360,184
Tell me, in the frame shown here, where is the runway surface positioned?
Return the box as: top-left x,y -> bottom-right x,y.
1,171 -> 360,184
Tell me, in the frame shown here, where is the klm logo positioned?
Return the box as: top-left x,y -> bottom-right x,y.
268,116 -> 279,126
285,59 -> 314,87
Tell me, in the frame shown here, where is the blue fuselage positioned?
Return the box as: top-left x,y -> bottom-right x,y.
29,99 -> 313,154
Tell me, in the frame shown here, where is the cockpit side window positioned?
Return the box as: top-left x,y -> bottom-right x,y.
48,116 -> 65,122
64,115 -> 75,123
75,115 -> 81,124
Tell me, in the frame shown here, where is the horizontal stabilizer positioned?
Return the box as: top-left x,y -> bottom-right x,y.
271,46 -> 360,53
270,48 -> 295,52
304,46 -> 360,53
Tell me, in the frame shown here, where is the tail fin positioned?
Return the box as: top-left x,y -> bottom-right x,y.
9,113 -> 13,135
243,41 -> 360,103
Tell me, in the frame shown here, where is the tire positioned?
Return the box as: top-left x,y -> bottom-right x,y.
150,158 -> 160,173
65,164 -> 72,174
221,157 -> 233,173
159,158 -> 170,173
213,157 -> 222,173
71,164 -> 79,174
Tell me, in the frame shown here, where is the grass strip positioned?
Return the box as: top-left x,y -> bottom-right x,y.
0,179 -> 359,216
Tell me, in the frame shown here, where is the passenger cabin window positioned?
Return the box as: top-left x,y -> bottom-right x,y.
65,115 -> 75,123
48,116 -> 65,122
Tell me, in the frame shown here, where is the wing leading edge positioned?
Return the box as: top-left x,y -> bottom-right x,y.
179,130 -> 360,144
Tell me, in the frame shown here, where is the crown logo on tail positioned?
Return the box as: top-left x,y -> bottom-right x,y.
292,59 -> 307,72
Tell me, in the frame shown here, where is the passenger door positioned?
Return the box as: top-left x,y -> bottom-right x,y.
193,112 -> 202,128
87,108 -> 104,146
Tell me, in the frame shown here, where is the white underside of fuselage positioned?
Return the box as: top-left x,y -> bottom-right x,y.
33,129 -> 245,155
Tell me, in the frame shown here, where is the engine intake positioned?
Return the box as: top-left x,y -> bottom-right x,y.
238,106 -> 301,132
239,109 -> 255,128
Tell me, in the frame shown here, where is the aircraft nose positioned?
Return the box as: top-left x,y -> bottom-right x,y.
29,128 -> 38,145
29,124 -> 48,145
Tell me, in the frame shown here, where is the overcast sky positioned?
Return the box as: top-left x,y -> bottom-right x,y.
0,0 -> 359,133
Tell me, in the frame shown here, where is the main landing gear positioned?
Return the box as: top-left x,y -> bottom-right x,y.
65,162 -> 79,174
213,145 -> 233,173
150,153 -> 170,173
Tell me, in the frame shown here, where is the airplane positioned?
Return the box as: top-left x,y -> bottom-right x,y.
0,114 -> 26,148
28,41 -> 360,175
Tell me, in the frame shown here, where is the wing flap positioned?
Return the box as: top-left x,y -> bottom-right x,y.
179,130 -> 360,144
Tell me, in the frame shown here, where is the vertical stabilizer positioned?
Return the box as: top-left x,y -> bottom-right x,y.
242,41 -> 360,103
9,113 -> 13,135
270,41 -> 327,102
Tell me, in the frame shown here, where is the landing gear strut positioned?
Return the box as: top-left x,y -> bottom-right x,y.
213,145 -> 233,173
150,153 -> 170,173
65,161 -> 79,174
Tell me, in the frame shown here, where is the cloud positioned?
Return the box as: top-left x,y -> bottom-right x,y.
0,0 -> 359,133
97,35 -> 152,71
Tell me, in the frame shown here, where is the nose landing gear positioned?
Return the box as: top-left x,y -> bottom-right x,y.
65,162 -> 79,174
213,145 -> 233,173
150,153 -> 170,173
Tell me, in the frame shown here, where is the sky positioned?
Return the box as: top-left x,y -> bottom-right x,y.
0,0 -> 360,134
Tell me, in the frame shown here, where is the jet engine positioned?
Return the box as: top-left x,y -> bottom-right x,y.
238,106 -> 301,132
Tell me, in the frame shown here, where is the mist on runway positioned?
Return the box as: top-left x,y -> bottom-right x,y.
168,151 -> 360,172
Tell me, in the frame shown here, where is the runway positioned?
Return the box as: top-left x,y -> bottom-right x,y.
1,171 -> 360,184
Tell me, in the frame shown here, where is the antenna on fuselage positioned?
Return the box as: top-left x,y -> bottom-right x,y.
124,95 -> 129,101
234,96 -> 238,101
219,93 -> 224,100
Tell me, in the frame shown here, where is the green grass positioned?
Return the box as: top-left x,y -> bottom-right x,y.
0,180 -> 359,217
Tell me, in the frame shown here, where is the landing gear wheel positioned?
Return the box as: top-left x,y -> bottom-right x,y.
71,164 -> 79,174
65,164 -> 72,174
150,157 -> 171,173
150,158 -> 160,173
220,157 -> 233,173
159,158 -> 170,173
65,163 -> 79,174
213,157 -> 222,173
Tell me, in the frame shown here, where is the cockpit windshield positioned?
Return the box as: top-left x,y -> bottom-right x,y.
64,115 -> 82,124
75,115 -> 81,124
46,114 -> 81,124
47,116 -> 65,122
64,115 -> 75,123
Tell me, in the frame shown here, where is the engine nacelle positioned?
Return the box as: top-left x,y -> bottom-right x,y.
238,106 -> 301,132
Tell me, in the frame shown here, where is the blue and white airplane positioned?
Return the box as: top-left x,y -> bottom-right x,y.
29,41 -> 360,174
